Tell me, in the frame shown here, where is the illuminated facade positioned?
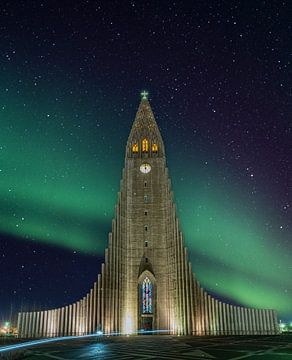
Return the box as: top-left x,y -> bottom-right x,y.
17,94 -> 279,337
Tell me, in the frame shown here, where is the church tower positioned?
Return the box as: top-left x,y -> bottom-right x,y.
17,93 -> 279,337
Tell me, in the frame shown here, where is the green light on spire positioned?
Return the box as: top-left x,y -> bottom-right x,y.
141,90 -> 148,100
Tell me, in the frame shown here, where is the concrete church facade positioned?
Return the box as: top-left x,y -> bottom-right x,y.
17,94 -> 279,337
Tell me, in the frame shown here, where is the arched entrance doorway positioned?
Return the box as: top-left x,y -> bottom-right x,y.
138,271 -> 156,332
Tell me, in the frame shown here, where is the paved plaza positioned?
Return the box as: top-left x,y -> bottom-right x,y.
1,335 -> 292,359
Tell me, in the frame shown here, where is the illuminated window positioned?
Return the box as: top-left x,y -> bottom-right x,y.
142,138 -> 149,152
152,143 -> 158,153
142,276 -> 152,314
132,143 -> 138,153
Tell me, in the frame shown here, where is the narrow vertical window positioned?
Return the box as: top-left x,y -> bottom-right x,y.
144,181 -> 147,187
132,143 -> 138,153
152,143 -> 158,153
142,276 -> 152,314
144,195 -> 148,203
145,225 -> 148,231
144,210 -> 148,216
142,138 -> 149,152
145,241 -> 148,247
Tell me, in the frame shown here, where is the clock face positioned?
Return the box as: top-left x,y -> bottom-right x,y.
140,163 -> 151,174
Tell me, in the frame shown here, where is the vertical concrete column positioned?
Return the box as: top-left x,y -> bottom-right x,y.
46,310 -> 51,337
215,300 -> 219,335
111,220 -> 117,333
23,312 -> 28,338
265,310 -> 271,334
269,309 -> 275,334
244,308 -> 249,335
32,312 -> 36,338
52,310 -> 56,337
232,305 -> 238,335
38,311 -> 43,337
207,295 -> 211,335
22,312 -> 28,338
72,303 -> 76,336
218,302 -> 223,335
28,312 -> 34,338
89,288 -> 93,333
68,305 -> 72,336
36,311 -> 40,337
222,303 -> 227,335
103,243 -> 111,334
262,309 -> 267,334
178,233 -> 184,334
176,226 -> 182,334
83,297 -> 86,334
42,311 -> 47,337
238,307 -> 243,335
204,292 -> 209,335
236,307 -> 241,335
184,250 -> 191,335
255,309 -> 260,334
17,313 -> 21,337
64,306 -> 68,336
97,274 -> 101,330
226,304 -> 231,335
23,312 -> 27,338
86,293 -> 90,334
272,310 -> 278,334
19,312 -> 24,338
248,309 -> 253,335
101,263 -> 105,332
259,309 -> 264,334
250,309 -> 255,335
196,281 -> 202,335
93,282 -> 97,332
231,305 -> 236,334
77,301 -> 81,335
200,288 -> 205,334
196,282 -> 202,335
110,238 -> 114,333
189,265 -> 195,334
60,307 -> 64,336
17,313 -> 22,338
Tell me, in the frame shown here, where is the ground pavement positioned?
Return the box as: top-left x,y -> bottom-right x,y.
1,335 -> 292,359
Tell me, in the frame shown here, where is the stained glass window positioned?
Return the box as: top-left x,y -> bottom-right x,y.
152,143 -> 158,153
132,143 -> 138,153
142,138 -> 148,152
142,276 -> 152,314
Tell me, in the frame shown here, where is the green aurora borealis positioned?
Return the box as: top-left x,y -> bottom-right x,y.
0,93 -> 291,320
1,0 -> 291,323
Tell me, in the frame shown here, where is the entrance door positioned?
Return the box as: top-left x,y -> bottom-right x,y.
141,315 -> 153,331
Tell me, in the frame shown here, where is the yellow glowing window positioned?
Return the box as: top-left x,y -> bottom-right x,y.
132,143 -> 138,153
152,143 -> 158,153
142,138 -> 148,152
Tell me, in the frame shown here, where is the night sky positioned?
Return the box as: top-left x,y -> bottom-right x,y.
0,1 -> 291,324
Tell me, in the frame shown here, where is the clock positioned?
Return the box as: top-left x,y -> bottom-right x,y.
140,163 -> 151,174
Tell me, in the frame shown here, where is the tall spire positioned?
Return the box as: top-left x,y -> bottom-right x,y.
126,92 -> 165,158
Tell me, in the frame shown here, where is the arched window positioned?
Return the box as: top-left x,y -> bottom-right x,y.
132,143 -> 138,153
142,276 -> 152,314
142,138 -> 148,152
152,143 -> 158,153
